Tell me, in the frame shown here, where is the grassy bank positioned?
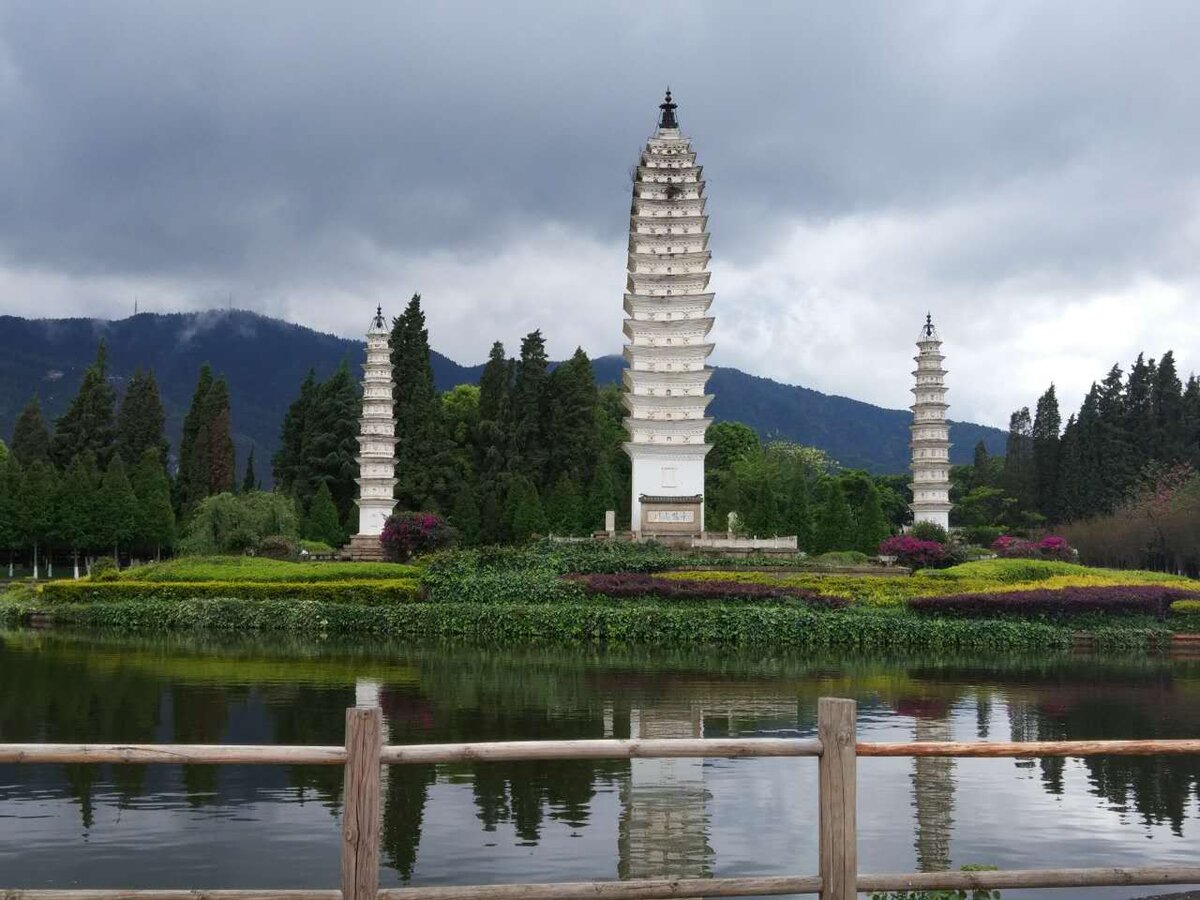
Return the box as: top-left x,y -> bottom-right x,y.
2,547 -> 1197,647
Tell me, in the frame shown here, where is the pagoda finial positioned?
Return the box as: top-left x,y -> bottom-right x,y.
658,87 -> 678,130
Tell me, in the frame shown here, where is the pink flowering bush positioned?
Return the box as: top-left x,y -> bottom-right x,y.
878,535 -> 951,570
381,512 -> 457,562
992,534 -> 1074,562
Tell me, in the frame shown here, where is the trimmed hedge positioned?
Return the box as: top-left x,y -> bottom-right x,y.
121,557 -> 421,582
6,597 -> 1112,650
571,573 -> 847,607
908,585 -> 1197,619
38,579 -> 422,605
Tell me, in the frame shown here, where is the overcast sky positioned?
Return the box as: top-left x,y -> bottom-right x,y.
2,1 -> 1199,427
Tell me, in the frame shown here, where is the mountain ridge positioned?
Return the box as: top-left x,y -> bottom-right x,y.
0,310 -> 1007,480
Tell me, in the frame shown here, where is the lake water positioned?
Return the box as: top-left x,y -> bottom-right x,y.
0,630 -> 1197,898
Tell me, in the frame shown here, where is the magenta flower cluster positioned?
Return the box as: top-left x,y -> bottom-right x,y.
909,584 -> 1194,619
878,535 -> 950,570
991,534 -> 1075,561
380,512 -> 456,562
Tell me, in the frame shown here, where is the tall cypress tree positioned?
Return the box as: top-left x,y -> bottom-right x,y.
972,440 -> 990,474
1183,376 -> 1200,469
203,378 -> 236,497
274,369 -> 317,494
177,365 -> 214,515
11,396 -> 52,465
52,341 -> 117,469
812,479 -> 855,554
1031,385 -> 1062,521
545,347 -> 599,484
390,294 -> 450,509
511,330 -> 550,484
0,454 -> 19,576
1124,353 -> 1157,463
241,448 -> 258,493
131,448 -> 175,560
17,459 -> 56,577
475,341 -> 514,485
116,368 -> 168,468
301,362 -> 360,521
1095,363 -> 1135,510
303,481 -> 344,546
1151,350 -> 1185,462
54,453 -> 100,577
1002,407 -> 1035,511
96,455 -> 138,561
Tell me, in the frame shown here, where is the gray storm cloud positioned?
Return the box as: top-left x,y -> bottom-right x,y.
1,0 -> 1199,426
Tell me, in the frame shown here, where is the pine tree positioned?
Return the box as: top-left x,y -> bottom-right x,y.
203,378 -> 236,496
545,348 -> 599,484
131,449 -> 175,559
448,482 -> 482,546
784,474 -> 816,552
274,369 -> 317,494
54,453 -> 100,577
1031,385 -> 1062,521
116,368 -> 168,468
0,454 -> 20,576
812,479 -> 854,554
301,362 -> 360,520
478,341 -> 513,423
304,481 -> 344,547
1124,353 -> 1157,463
51,341 -> 117,469
241,448 -> 258,493
177,365 -> 215,516
1151,350 -> 1185,462
95,455 -> 138,561
1183,376 -> 1200,469
972,440 -> 990,474
1002,407 -> 1035,511
544,475 -> 584,535
840,472 -> 890,555
17,459 -> 56,577
585,456 -> 618,533
11,396 -> 52,464
390,294 -> 451,509
511,330 -> 550,484
506,476 -> 547,544
1095,364 -> 1136,511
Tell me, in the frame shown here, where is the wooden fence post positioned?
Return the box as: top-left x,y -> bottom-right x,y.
818,698 -> 857,900
342,706 -> 383,900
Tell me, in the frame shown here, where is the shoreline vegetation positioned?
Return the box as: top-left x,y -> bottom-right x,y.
2,543 -> 1198,649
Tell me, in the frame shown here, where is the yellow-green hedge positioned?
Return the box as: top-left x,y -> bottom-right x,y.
38,579 -> 422,605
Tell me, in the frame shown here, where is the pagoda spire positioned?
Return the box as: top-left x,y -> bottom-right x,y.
658,88 -> 679,130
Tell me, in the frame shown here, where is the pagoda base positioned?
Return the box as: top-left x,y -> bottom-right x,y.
344,534 -> 388,562
626,444 -> 709,535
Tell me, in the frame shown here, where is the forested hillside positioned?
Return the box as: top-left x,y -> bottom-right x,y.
0,311 -> 1006,479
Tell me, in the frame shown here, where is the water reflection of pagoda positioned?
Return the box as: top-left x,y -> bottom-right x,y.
617,702 -> 713,881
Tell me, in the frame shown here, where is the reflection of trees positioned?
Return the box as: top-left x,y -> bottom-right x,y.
382,763 -> 435,880
269,685 -> 355,809
172,685 -> 231,805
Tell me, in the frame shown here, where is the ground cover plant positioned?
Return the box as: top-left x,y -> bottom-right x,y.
38,578 -> 422,605
908,584 -> 1195,619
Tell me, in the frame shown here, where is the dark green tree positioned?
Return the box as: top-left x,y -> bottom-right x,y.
241,448 -> 258,493
95,455 -> 138,562
303,481 -> 344,547
203,378 -> 236,497
544,475 -> 584,535
51,341 -> 117,469
391,294 -> 451,509
273,369 -> 317,493
707,422 -> 760,473
1002,406 -> 1035,511
506,476 -> 547,543
478,341 -> 514,423
840,471 -> 890,554
448,482 -> 482,545
545,348 -> 599,484
17,459 -> 56,577
1184,376 -> 1200,468
511,330 -> 550,484
1031,385 -> 1062,521
177,364 -> 215,516
116,368 -> 168,468
11,396 -> 52,464
585,456 -> 619,533
812,479 -> 855,554
301,362 -> 360,521
1151,350 -> 1185,462
130,448 -> 176,559
54,453 -> 100,577
1124,353 -> 1157,462
0,453 -> 17,576
972,440 -> 990,473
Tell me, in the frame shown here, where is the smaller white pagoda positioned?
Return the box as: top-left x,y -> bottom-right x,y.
347,307 -> 398,560
909,314 -> 952,529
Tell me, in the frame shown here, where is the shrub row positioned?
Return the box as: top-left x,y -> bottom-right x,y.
571,573 -> 847,607
38,579 -> 422,605
123,557 -> 422,583
908,585 -> 1198,619
9,597 -> 1107,650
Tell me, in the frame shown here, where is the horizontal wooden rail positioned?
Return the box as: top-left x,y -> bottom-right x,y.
379,737 -> 823,764
0,744 -> 347,765
858,739 -> 1200,757
4,702 -> 1199,900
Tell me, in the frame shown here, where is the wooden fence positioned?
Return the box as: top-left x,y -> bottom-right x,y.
3,699 -> 1200,900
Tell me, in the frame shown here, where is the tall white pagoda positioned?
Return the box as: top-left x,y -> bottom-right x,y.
622,90 -> 715,536
347,306 -> 398,559
909,314 -> 952,529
